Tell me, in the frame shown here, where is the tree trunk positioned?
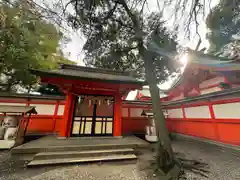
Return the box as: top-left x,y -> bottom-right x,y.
5,82 -> 13,92
143,49 -> 174,171
119,0 -> 177,175
137,38 -> 176,173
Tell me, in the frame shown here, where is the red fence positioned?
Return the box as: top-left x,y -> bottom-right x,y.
0,95 -> 151,136
0,95 -> 65,135
121,103 -> 151,135
1,90 -> 240,146
165,97 -> 240,145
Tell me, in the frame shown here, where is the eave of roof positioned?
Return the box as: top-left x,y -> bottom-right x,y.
60,64 -> 134,76
123,87 -> 240,106
30,69 -> 146,86
162,51 -> 240,94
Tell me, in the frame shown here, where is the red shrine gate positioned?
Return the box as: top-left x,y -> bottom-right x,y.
31,64 -> 144,138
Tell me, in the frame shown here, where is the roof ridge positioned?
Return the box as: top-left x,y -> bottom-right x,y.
60,64 -> 134,77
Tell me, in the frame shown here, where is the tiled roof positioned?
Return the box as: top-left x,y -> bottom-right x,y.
31,64 -> 145,85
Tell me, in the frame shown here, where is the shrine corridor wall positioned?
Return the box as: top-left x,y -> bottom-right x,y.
165,98 -> 240,146
0,95 -> 65,135
0,93 -> 240,146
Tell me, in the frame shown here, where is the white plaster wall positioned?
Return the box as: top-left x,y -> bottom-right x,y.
200,87 -> 222,95
57,105 -> 65,115
0,102 -> 26,106
199,76 -> 225,89
130,108 -> 142,117
185,106 -> 210,118
30,104 -> 55,115
213,102 -> 240,119
167,108 -> 183,118
122,108 -> 128,117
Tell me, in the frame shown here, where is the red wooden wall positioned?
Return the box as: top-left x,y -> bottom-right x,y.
0,96 -> 65,135
121,103 -> 151,135
1,93 -> 240,146
165,98 -> 240,145
122,97 -> 240,145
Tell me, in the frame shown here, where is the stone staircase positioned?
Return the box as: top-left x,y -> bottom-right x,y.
12,136 -> 149,166
27,147 -> 137,166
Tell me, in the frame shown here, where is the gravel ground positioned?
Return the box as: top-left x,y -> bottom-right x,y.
0,158 -> 155,180
172,139 -> 240,180
0,139 -> 239,180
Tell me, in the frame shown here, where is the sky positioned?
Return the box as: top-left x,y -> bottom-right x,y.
61,29 -> 86,66
34,0 -> 85,65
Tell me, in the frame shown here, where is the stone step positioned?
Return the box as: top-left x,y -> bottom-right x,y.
12,144 -> 139,154
33,148 -> 135,160
28,154 -> 137,166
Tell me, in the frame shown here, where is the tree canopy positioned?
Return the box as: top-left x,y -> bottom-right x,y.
0,1 -> 74,92
206,0 -> 240,55
68,3 -> 180,84
37,84 -> 64,96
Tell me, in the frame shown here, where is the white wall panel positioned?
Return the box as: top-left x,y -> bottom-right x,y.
200,87 -> 221,95
0,102 -> 25,106
30,104 -> 55,115
122,108 -> 128,117
213,102 -> 240,119
167,108 -> 183,118
57,105 -> 65,115
130,108 -> 142,117
185,106 -> 210,118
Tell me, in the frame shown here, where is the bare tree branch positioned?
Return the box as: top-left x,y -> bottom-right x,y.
140,0 -> 147,14
63,0 -> 75,15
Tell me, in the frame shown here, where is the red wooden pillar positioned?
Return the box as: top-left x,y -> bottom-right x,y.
113,92 -> 122,137
209,102 -> 220,141
59,92 -> 74,137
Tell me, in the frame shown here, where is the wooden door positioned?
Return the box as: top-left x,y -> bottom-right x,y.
71,96 -> 114,136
